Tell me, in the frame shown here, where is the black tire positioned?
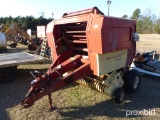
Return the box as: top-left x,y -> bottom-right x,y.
123,69 -> 141,93
114,87 -> 125,104
0,66 -> 17,84
45,47 -> 51,56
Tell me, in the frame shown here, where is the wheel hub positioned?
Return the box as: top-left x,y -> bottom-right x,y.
120,91 -> 124,101
133,76 -> 139,89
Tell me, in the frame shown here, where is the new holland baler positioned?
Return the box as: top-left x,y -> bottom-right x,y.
21,7 -> 140,111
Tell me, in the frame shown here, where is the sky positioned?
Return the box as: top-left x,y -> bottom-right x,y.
0,0 -> 160,19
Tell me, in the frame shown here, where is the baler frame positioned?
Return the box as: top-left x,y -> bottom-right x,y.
21,7 -> 141,111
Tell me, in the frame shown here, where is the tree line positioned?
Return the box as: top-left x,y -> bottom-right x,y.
1,8 -> 160,34
122,8 -> 160,34
0,16 -> 52,31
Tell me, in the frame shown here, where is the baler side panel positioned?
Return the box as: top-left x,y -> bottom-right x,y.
110,27 -> 132,51
103,17 -> 136,65
102,17 -> 134,53
97,49 -> 127,76
89,17 -> 137,74
88,16 -> 104,54
46,21 -> 58,59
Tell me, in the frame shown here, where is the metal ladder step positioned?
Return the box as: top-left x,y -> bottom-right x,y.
40,39 -> 47,57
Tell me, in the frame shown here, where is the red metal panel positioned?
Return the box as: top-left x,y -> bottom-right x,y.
102,17 -> 135,53
90,52 -> 98,75
46,21 -> 54,48
87,16 -> 104,54
46,21 -> 58,59
111,28 -> 131,42
87,16 -> 136,54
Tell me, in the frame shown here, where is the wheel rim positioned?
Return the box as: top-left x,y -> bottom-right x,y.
133,76 -> 139,89
46,48 -> 51,56
120,91 -> 124,101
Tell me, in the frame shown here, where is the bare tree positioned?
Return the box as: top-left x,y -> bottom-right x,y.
151,14 -> 157,33
140,8 -> 158,34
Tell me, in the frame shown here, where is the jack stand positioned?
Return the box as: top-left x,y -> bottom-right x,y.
48,93 -> 56,111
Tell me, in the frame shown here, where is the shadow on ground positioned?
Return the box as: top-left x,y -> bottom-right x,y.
0,67 -> 49,120
57,76 -> 160,119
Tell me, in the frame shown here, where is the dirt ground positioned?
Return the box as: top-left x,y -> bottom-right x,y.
0,34 -> 160,120
136,34 -> 160,52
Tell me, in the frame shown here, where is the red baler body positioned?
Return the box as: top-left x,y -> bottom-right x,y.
21,7 -> 138,108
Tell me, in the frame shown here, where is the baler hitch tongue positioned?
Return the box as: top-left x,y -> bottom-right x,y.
21,55 -> 83,111
21,78 -> 55,111
21,86 -> 35,108
21,86 -> 54,111
21,69 -> 53,109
